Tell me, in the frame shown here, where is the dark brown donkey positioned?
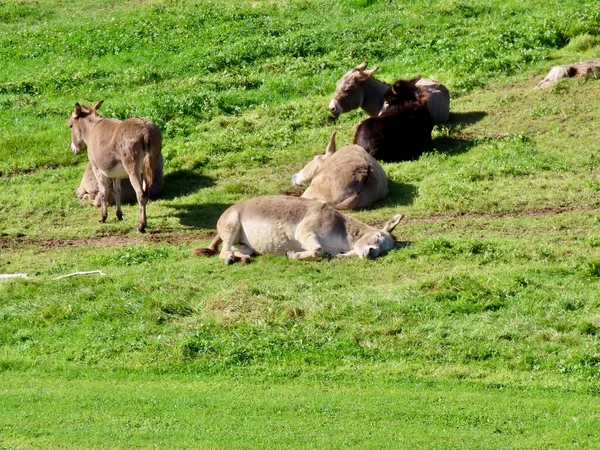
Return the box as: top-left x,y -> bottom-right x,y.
354,77 -> 433,162
68,101 -> 161,232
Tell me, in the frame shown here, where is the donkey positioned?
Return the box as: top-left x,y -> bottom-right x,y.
328,61 -> 450,124
291,130 -> 388,210
196,195 -> 404,265
354,76 -> 434,162
76,155 -> 164,207
68,101 -> 161,232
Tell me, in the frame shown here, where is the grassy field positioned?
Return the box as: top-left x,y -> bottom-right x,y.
2,0 -> 600,448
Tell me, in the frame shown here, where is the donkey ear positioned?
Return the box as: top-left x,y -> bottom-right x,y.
358,67 -> 379,80
382,214 -> 404,233
410,75 -> 422,85
325,130 -> 337,156
93,100 -> 104,111
354,61 -> 368,71
74,103 -> 82,118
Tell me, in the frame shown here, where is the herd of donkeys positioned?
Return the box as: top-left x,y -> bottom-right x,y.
69,62 -> 451,264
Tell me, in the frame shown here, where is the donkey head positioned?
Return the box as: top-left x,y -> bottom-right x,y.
379,76 -> 423,115
329,62 -> 380,117
291,130 -> 337,186
354,214 -> 404,259
68,100 -> 103,154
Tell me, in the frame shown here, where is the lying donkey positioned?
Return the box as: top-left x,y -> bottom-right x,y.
76,155 -> 164,206
354,77 -> 433,162
69,101 -> 161,232
291,130 -> 388,210
196,195 -> 404,265
328,61 -> 450,124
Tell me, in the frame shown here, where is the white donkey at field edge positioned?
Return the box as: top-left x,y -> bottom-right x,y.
196,195 -> 404,265
69,101 -> 161,232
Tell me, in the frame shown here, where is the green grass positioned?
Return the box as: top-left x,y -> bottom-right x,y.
2,373 -> 599,449
2,0 -> 600,448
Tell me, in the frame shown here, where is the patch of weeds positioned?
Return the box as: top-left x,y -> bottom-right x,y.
419,274 -> 515,314
416,238 -> 503,263
577,259 -> 600,278
34,301 -> 72,325
93,247 -> 171,267
145,297 -> 194,324
578,322 -> 600,336
530,105 -> 554,118
222,181 -> 261,196
564,33 -> 599,51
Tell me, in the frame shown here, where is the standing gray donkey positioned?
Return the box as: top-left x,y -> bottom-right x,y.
68,101 -> 161,232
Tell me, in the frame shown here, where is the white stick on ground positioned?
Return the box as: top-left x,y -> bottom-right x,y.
53,270 -> 106,280
0,273 -> 29,279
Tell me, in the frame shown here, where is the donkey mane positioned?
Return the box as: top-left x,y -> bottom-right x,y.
379,77 -> 429,116
353,76 -> 434,162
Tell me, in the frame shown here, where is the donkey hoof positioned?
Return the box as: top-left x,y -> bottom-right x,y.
137,225 -> 146,233
241,256 -> 251,264
116,213 -> 123,221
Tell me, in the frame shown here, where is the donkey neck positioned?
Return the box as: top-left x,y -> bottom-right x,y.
344,215 -> 376,246
79,114 -> 106,139
361,77 -> 389,117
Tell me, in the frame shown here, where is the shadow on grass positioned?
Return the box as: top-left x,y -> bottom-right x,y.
432,110 -> 487,156
376,180 -> 419,208
166,202 -> 231,229
161,170 -> 216,200
433,135 -> 479,156
447,111 -> 487,126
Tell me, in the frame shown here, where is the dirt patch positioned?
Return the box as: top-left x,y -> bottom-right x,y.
405,203 -> 600,224
2,203 -> 599,251
370,203 -> 600,228
0,230 -> 214,251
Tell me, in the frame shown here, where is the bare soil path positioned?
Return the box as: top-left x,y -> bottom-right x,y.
2,203 -> 598,251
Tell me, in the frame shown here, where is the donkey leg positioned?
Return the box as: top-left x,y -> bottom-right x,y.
286,232 -> 324,260
232,244 -> 254,264
113,179 -> 123,221
91,164 -> 111,224
218,220 -> 243,265
127,172 -> 147,233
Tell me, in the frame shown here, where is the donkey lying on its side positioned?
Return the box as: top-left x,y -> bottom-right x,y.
328,61 -> 450,124
69,101 -> 161,232
291,130 -> 388,210
196,195 -> 404,265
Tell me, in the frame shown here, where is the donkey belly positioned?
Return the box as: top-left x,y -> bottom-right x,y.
103,163 -> 129,180
239,219 -> 301,255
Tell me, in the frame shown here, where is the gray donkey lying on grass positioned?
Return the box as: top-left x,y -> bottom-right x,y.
196,195 -> 404,265
328,61 -> 450,124
291,130 -> 388,210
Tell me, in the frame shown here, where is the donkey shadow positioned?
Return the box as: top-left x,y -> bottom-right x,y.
447,111 -> 487,126
432,110 -> 487,156
374,180 -> 419,208
161,169 -> 216,200
165,202 -> 231,230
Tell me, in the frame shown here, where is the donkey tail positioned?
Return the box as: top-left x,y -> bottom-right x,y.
141,119 -> 161,194
195,235 -> 222,257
